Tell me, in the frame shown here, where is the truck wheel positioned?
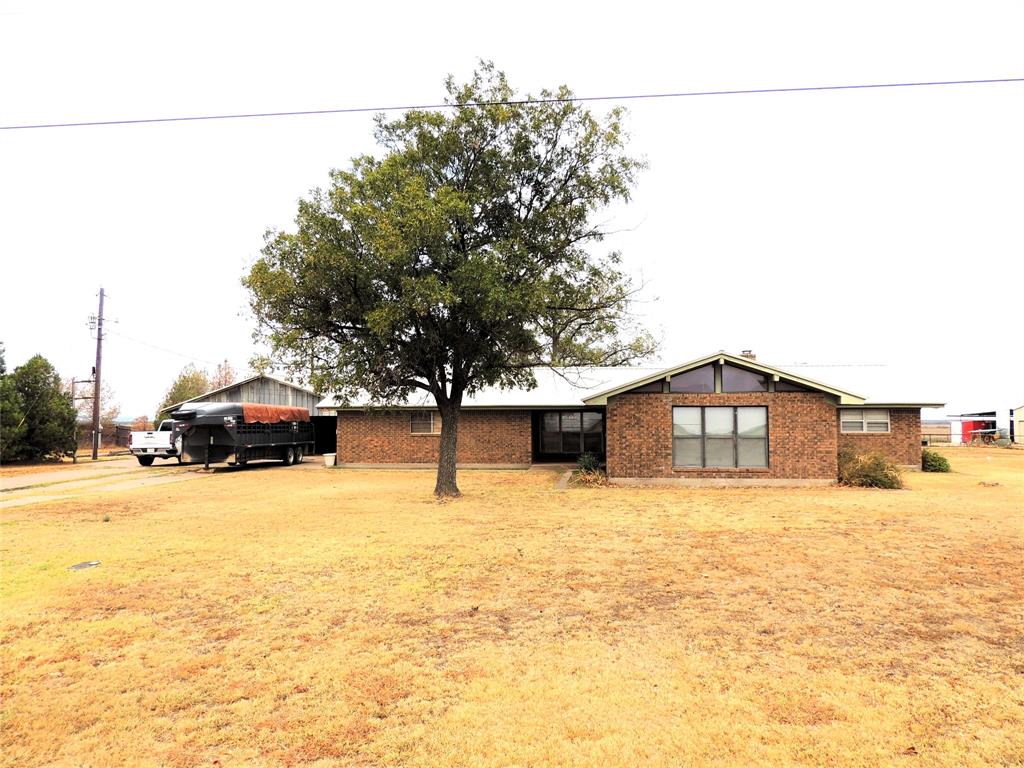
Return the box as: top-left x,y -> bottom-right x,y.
282,446 -> 295,465
294,447 -> 304,464
137,455 -> 155,467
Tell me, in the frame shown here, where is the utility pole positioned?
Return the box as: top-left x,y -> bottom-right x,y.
70,375 -> 94,464
91,287 -> 105,460
70,377 -> 78,464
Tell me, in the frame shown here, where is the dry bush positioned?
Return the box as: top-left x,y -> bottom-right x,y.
568,468 -> 608,487
921,448 -> 951,472
838,449 -> 904,489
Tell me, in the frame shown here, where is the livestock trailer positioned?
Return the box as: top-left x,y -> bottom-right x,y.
170,402 -> 315,467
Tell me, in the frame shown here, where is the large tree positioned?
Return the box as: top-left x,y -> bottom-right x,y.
0,343 -> 27,461
246,63 -> 653,496
4,354 -> 76,461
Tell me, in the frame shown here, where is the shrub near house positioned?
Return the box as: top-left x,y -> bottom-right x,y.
922,448 -> 952,472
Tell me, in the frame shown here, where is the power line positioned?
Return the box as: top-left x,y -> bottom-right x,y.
106,329 -> 222,367
780,363 -> 887,368
2,77 -> 1021,131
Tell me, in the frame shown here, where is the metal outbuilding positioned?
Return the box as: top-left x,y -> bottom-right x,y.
161,374 -> 335,454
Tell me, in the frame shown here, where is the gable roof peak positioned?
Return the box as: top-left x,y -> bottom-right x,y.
582,350 -> 868,405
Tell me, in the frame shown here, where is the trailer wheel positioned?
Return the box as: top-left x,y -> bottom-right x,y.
282,446 -> 295,465
294,447 -> 304,464
137,455 -> 155,467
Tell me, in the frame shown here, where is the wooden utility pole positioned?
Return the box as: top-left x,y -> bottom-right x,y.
91,287 -> 105,460
70,375 -> 94,463
71,377 -> 78,463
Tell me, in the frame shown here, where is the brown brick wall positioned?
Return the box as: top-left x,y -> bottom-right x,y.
606,392 -> 839,479
336,410 -> 532,465
837,408 -> 921,466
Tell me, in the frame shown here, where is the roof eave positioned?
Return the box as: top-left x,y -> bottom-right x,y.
859,402 -> 946,409
162,374 -> 318,414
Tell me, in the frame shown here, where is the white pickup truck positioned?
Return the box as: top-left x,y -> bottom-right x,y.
128,420 -> 184,466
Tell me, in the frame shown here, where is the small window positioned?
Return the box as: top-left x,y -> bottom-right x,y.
721,364 -> 768,392
670,365 -> 715,393
775,379 -> 812,392
627,380 -> 665,394
410,411 -> 442,434
840,408 -> 890,433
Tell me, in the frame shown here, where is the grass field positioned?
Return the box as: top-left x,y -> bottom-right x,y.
2,448 -> 1022,767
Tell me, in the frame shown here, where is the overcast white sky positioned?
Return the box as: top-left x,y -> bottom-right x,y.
1,0 -> 1021,421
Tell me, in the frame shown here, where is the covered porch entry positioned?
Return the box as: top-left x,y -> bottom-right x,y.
531,409 -> 606,463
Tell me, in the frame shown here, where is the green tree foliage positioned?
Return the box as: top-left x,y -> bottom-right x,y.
155,364 -> 211,421
245,63 -> 652,496
1,354 -> 76,461
1,344 -> 28,461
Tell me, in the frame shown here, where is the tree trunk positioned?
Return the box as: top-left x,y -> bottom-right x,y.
434,400 -> 461,497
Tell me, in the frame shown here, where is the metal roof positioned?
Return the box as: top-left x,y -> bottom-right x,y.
317,366 -> 664,410
161,374 -> 317,414
316,352 -> 945,411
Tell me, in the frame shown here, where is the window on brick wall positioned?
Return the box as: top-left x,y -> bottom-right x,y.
672,406 -> 768,468
410,411 -> 442,434
840,409 -> 890,433
539,410 -> 604,455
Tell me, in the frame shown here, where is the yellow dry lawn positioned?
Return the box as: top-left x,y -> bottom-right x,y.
2,448 -> 1022,767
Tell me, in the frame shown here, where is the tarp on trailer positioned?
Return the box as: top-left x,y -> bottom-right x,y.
241,404 -> 310,424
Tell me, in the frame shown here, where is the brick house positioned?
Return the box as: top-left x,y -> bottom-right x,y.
317,352 -> 942,485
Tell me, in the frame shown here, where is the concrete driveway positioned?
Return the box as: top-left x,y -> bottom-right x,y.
0,457 -> 197,509
0,456 -> 323,509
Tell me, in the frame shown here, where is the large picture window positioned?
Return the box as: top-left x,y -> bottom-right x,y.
840,409 -> 890,433
672,406 -> 768,468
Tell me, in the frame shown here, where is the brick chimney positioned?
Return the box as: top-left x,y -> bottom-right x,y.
740,350 -> 756,360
